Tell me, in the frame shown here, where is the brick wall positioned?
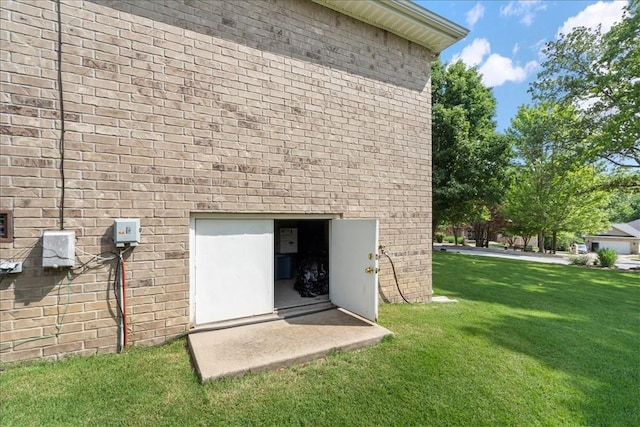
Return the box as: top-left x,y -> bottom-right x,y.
0,0 -> 433,362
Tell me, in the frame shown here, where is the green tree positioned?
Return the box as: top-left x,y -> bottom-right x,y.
530,0 -> 639,168
608,192 -> 640,223
505,104 -> 610,252
431,61 -> 511,241
504,168 -> 547,251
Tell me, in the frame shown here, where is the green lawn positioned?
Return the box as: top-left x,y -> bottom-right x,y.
1,253 -> 639,426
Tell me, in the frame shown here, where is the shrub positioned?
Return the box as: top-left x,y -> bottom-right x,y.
569,255 -> 590,266
544,234 -> 573,252
444,236 -> 464,244
597,248 -> 618,268
435,233 -> 445,243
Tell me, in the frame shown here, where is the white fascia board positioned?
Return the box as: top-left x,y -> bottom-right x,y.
312,0 -> 469,56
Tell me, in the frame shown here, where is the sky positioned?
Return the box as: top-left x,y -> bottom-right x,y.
415,0 -> 629,131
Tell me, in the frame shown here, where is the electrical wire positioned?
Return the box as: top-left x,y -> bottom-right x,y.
71,247 -> 122,274
0,269 -> 9,285
0,270 -> 72,351
57,269 -> 72,332
71,253 -> 116,273
72,246 -> 132,274
56,0 -> 66,231
113,253 -> 123,352
112,250 -> 129,353
75,246 -> 119,261
120,251 -> 128,348
379,248 -> 412,304
2,245 -> 133,352
0,242 -> 38,268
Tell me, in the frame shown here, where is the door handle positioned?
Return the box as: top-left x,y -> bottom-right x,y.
365,267 -> 378,274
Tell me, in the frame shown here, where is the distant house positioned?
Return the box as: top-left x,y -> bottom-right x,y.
585,220 -> 640,255
0,0 -> 467,363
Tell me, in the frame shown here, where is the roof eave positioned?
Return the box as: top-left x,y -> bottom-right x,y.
311,0 -> 468,57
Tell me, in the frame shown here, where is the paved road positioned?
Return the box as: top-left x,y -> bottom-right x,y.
434,244 -> 640,270
616,257 -> 640,270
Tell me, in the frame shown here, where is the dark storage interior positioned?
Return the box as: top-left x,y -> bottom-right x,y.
274,219 -> 330,309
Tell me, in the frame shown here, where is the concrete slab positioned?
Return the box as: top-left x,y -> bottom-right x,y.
188,308 -> 392,382
432,296 -> 458,303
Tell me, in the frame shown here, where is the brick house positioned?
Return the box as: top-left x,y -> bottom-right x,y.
0,0 -> 466,363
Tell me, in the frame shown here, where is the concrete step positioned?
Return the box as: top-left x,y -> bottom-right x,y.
190,301 -> 336,333
188,308 -> 392,382
275,301 -> 336,318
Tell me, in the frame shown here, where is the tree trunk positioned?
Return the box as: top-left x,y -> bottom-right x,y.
432,215 -> 439,242
484,222 -> 491,247
483,224 -> 488,247
552,231 -> 557,254
473,223 -> 483,247
537,231 -> 545,253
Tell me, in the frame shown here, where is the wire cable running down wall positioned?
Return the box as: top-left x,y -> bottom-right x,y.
56,0 -> 66,231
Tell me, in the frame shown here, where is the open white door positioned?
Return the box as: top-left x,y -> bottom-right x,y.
330,219 -> 379,322
194,219 -> 274,325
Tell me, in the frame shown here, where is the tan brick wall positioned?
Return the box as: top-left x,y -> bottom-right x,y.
0,0 -> 433,362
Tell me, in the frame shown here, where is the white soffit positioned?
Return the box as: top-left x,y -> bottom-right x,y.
311,0 -> 468,56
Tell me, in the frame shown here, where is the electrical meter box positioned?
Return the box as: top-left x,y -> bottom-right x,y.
279,227 -> 298,254
114,218 -> 141,247
42,230 -> 75,267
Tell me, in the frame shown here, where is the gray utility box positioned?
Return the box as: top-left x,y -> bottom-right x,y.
114,218 -> 141,247
279,227 -> 298,254
42,230 -> 75,267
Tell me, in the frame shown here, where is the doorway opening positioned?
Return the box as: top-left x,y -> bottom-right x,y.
191,215 -> 379,326
274,219 -> 330,310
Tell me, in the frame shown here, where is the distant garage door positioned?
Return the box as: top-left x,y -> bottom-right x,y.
599,241 -> 631,255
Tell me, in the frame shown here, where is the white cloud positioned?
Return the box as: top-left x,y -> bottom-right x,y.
451,38 -> 538,88
500,0 -> 547,26
512,43 -> 520,55
557,1 -> 627,37
478,55 -> 538,87
466,3 -> 485,28
451,38 -> 491,67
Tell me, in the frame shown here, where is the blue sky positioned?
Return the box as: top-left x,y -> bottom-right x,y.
416,1 -> 628,131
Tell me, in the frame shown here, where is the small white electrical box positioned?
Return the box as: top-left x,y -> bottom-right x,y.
0,260 -> 23,273
279,227 -> 298,254
42,230 -> 75,268
114,218 -> 141,247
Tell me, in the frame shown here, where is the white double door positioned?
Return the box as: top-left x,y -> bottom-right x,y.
193,218 -> 379,325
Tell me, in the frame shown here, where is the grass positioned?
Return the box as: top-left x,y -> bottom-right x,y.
1,253 -> 639,426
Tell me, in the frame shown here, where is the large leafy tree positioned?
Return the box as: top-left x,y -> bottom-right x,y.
505,104 -> 610,252
530,0 -> 639,168
431,61 -> 511,239
608,192 -> 640,223
506,166 -> 610,252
